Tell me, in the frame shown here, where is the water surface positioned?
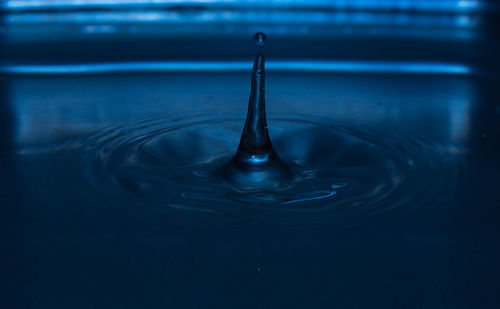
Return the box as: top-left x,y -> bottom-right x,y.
1,71 -> 499,308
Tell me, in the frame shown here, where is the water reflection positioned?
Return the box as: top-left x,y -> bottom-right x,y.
0,61 -> 472,75
9,72 -> 474,147
1,71 -> 499,308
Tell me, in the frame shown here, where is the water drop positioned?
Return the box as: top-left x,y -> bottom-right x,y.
253,32 -> 267,48
225,33 -> 291,188
75,32 -> 460,211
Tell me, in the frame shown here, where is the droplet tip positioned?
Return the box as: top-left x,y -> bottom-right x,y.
253,32 -> 267,48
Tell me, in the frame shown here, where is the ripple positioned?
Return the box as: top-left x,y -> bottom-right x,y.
75,113 -> 462,225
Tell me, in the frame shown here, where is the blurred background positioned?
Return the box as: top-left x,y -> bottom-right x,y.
1,0 -> 499,72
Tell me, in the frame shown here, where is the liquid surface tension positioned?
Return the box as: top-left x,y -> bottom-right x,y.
65,33 -> 460,221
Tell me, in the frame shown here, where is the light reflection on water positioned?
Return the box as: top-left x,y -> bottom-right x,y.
2,67 -> 500,309
1,60 -> 473,75
3,71 -> 468,223
9,72 -> 473,146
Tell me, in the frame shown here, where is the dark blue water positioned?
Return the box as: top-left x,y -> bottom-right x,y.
1,68 -> 499,307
